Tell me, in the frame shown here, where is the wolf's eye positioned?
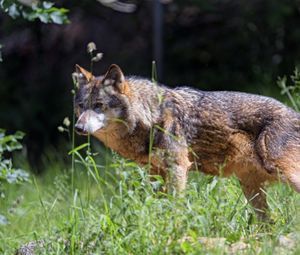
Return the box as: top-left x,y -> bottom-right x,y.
108,95 -> 121,108
94,102 -> 103,109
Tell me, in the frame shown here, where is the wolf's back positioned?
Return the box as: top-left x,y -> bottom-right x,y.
175,88 -> 299,135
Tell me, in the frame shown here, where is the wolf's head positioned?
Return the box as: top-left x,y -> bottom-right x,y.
74,64 -> 130,135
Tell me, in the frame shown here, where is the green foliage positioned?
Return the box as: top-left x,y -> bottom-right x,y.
278,67 -> 300,111
1,155 -> 299,254
0,1 -> 69,61
0,0 -> 69,24
0,129 -> 29,225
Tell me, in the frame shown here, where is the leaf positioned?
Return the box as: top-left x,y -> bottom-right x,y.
37,12 -> 49,23
0,129 -> 5,139
8,3 -> 20,18
50,11 -> 64,24
0,214 -> 8,225
42,1 -> 54,9
14,131 -> 25,140
68,143 -> 90,155
6,169 -> 29,183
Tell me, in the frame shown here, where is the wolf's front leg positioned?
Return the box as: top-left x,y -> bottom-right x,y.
168,165 -> 188,192
154,147 -> 192,193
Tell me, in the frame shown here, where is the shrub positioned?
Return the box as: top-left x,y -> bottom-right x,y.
0,129 -> 29,225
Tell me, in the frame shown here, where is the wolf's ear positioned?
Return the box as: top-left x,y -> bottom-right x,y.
102,64 -> 128,94
75,64 -> 94,85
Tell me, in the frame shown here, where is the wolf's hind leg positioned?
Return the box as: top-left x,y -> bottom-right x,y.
256,125 -> 300,192
274,147 -> 300,192
238,168 -> 270,220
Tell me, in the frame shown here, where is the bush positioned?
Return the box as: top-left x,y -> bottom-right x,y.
0,129 -> 29,225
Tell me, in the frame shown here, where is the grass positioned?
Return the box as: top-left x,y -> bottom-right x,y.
0,147 -> 300,254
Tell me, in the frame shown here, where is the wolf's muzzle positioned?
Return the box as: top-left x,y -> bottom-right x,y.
75,123 -> 88,135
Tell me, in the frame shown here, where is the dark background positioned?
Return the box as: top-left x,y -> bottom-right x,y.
1,0 -> 300,170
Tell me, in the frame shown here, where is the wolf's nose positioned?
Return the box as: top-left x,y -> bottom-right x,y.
75,123 -> 85,134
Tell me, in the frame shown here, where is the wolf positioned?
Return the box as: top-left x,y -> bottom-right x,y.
74,64 -> 300,219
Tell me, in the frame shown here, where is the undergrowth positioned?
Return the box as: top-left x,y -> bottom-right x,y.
1,153 -> 299,254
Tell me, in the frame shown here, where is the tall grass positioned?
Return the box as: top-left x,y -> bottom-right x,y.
1,157 -> 299,254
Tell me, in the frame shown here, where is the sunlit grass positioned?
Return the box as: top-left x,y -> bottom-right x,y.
1,151 -> 299,254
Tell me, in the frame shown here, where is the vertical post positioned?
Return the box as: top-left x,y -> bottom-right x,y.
153,0 -> 163,81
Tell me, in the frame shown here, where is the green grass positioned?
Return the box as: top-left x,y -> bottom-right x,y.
1,149 -> 300,254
